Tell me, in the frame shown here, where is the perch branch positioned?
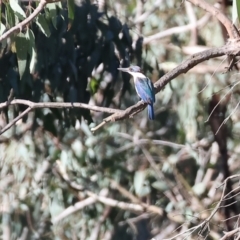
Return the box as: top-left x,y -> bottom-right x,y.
2,44 -> 240,134
0,100 -> 122,135
0,99 -> 122,113
91,43 -> 240,132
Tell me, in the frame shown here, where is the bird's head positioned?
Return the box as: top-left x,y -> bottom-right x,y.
118,66 -> 142,75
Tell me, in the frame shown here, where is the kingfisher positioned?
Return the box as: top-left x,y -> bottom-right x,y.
118,66 -> 155,120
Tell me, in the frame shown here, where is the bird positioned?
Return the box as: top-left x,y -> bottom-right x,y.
118,66 -> 155,120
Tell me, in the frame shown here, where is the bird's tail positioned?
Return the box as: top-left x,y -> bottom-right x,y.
148,104 -> 154,120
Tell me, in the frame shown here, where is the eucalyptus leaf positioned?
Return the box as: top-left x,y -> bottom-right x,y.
0,23 -> 6,36
67,0 -> 75,29
26,29 -> 36,73
45,3 -> 58,29
134,170 -> 151,197
36,14 -> 51,37
232,0 -> 240,24
192,182 -> 206,196
152,180 -> 169,191
9,0 -> 26,20
15,32 -> 28,79
6,3 -> 15,28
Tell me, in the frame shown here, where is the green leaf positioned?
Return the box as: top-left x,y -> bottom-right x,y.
134,170 -> 151,197
192,182 -> 206,196
45,3 -> 58,29
6,3 -> 16,28
0,2 -> 1,16
9,0 -> 26,20
232,0 -> 240,24
36,14 -> 51,37
67,0 -> 75,29
15,32 -> 29,79
29,48 -> 37,73
26,29 -> 37,73
89,78 -> 99,94
0,23 -> 6,36
152,181 -> 169,191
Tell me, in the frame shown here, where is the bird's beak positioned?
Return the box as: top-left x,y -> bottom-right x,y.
118,67 -> 130,72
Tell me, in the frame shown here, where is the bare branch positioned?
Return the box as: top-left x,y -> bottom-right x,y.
52,197 -> 97,224
185,1 -> 197,45
134,0 -> 163,24
0,99 -> 121,114
187,0 -> 240,39
86,191 -> 163,215
220,227 -> 240,240
92,43 -> 240,132
0,0 -> 48,42
154,44 -> 240,92
55,160 -> 164,217
143,13 -> 211,45
0,107 -> 32,135
0,100 -> 122,135
162,175 -> 240,240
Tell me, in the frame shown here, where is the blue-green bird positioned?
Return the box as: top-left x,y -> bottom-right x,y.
118,66 -> 155,120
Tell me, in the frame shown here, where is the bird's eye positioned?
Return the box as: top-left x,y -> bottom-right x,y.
129,67 -> 132,71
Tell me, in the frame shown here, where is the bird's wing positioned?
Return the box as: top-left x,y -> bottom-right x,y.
146,78 -> 155,103
135,78 -> 155,104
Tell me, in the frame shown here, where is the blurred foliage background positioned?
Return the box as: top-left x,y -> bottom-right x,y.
1,0 -> 240,239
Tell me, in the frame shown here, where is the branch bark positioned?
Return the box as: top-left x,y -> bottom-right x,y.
0,0 -> 48,42
0,99 -> 122,113
187,0 -> 240,39
0,100 -> 122,135
91,42 -> 240,132
143,13 -> 211,45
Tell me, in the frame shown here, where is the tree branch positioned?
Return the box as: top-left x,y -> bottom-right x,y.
163,174 -> 240,240
0,0 -> 48,42
187,0 -> 240,39
55,160 -> 164,219
0,100 -> 122,135
2,45 -> 240,134
52,196 -> 97,224
0,107 -> 32,135
91,43 -> 240,132
0,99 -> 122,114
134,0 -> 163,24
220,227 -> 240,240
143,13 -> 211,45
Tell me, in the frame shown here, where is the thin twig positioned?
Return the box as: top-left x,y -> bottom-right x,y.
215,99 -> 240,135
86,191 -> 163,215
0,107 -> 32,135
143,13 -> 210,45
134,0 -> 163,24
220,227 -> 240,240
206,81 -> 240,123
55,160 -> 164,216
52,197 -> 97,224
0,99 -> 122,113
162,175 -> 240,240
0,100 -> 122,135
0,0 -> 48,42
185,1 -> 197,45
187,0 -> 240,39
